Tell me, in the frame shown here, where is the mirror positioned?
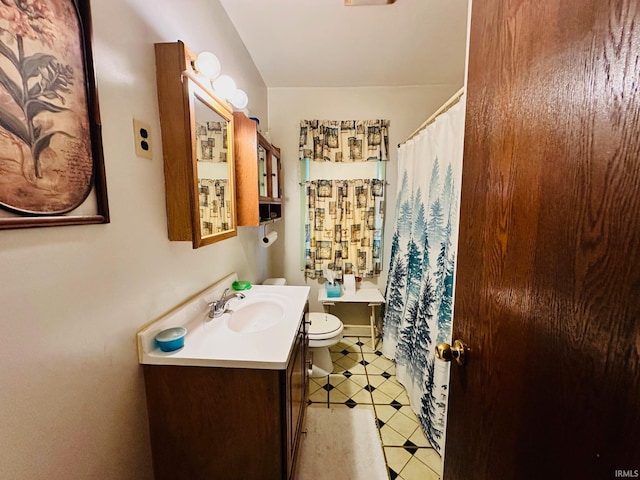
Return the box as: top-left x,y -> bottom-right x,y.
155,41 -> 237,248
191,88 -> 236,246
258,143 -> 267,197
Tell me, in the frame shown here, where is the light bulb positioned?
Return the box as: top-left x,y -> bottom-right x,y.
194,51 -> 221,79
213,74 -> 236,101
230,89 -> 248,109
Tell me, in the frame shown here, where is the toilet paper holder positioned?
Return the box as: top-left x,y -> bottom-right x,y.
260,224 -> 278,248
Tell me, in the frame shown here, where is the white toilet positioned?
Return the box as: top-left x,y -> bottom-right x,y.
263,278 -> 344,378
306,312 -> 344,377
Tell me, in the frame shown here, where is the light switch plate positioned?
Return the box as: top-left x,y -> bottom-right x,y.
133,119 -> 153,159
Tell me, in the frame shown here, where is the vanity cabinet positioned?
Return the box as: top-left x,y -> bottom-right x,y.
142,316 -> 308,480
233,111 -> 283,225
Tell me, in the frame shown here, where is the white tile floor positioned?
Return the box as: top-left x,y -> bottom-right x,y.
308,336 -> 442,480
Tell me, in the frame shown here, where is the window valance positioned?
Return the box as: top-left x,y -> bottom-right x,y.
299,120 -> 390,162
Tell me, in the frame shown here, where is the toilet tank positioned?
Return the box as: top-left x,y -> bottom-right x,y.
263,278 -> 287,286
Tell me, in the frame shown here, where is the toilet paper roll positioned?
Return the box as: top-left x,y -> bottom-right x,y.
261,231 -> 278,248
343,274 -> 356,295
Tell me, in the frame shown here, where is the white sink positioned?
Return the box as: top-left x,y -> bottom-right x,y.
136,273 -> 310,369
227,298 -> 285,333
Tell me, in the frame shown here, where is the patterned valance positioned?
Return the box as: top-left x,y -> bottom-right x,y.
299,120 -> 390,162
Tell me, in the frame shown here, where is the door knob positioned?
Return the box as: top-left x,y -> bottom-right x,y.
435,339 -> 468,366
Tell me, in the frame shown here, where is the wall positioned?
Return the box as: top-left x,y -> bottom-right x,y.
0,1 -> 269,478
267,85 -> 461,318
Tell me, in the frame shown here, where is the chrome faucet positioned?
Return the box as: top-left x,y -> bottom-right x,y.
208,288 -> 245,318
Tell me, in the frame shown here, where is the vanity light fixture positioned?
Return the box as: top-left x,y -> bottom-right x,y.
213,74 -> 237,102
230,89 -> 248,109
193,51 -> 221,79
191,50 -> 250,111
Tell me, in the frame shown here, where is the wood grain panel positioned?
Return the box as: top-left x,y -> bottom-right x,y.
155,42 -> 194,241
446,0 -> 640,478
287,327 -> 307,477
234,112 -> 283,225
144,365 -> 284,480
233,112 -> 261,225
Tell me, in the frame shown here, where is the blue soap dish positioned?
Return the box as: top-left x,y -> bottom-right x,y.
155,327 -> 187,352
325,281 -> 342,298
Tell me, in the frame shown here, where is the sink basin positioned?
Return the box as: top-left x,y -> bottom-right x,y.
227,299 -> 285,333
137,276 -> 311,368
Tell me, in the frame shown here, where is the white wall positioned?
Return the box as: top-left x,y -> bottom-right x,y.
0,1 -> 270,478
267,85 -> 461,316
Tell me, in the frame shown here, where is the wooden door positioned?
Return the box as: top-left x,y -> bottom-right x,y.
444,1 -> 640,478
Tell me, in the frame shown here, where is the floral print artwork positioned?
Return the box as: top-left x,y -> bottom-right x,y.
0,0 -> 93,214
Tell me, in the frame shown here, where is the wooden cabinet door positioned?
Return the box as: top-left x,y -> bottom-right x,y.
444,1 -> 640,478
286,321 -> 308,478
234,111 -> 283,225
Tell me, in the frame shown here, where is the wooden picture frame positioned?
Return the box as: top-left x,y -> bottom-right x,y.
0,0 -> 108,229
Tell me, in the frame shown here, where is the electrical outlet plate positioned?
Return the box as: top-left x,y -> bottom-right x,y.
133,119 -> 153,159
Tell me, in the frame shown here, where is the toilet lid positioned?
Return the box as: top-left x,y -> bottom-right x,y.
307,312 -> 343,339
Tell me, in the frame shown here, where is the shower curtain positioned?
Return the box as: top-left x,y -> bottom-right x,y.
382,95 -> 465,455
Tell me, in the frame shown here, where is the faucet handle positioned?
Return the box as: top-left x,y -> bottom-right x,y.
206,288 -> 243,320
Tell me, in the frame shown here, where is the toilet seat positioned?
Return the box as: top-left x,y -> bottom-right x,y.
307,312 -> 343,340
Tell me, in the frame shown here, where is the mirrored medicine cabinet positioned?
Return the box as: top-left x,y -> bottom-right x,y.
155,40 -> 237,248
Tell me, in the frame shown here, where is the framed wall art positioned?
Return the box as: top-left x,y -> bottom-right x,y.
0,0 -> 108,229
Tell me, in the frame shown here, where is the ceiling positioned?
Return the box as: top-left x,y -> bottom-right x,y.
218,0 -> 469,88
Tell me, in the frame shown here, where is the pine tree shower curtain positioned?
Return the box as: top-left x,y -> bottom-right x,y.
382,95 -> 465,455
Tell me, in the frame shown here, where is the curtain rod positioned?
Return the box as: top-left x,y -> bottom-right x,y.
397,86 -> 465,148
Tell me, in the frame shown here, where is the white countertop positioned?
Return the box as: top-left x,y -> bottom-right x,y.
137,275 -> 310,370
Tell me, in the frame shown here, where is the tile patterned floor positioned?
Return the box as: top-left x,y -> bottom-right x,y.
308,336 -> 442,480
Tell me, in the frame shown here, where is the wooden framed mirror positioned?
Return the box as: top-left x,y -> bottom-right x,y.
155,41 -> 236,248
